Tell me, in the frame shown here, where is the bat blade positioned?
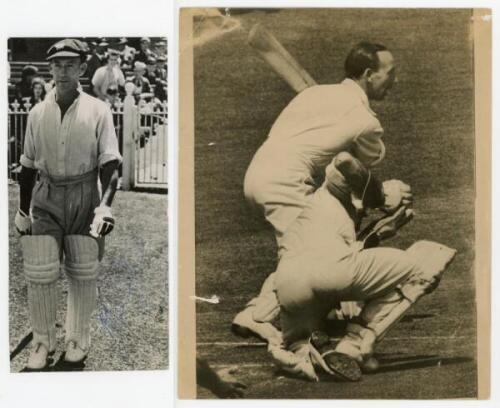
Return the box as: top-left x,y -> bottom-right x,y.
248,23 -> 317,93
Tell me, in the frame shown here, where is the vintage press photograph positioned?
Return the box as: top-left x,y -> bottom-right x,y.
179,8 -> 490,398
7,36 -> 169,372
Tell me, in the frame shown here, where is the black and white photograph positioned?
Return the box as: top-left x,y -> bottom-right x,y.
179,8 -> 490,399
7,36 -> 169,372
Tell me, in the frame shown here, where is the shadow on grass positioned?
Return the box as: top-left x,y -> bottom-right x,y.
10,331 -> 33,362
276,354 -> 472,382
49,353 -> 87,372
19,354 -> 87,373
374,354 -> 472,374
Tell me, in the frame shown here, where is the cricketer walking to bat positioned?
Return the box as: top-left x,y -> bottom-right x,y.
14,39 -> 121,370
233,41 -> 399,342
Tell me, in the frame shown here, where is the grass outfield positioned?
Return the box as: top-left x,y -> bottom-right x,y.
193,9 -> 476,398
9,186 -> 169,371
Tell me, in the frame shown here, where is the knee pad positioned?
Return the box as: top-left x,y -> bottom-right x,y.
21,235 -> 60,283
64,235 -> 99,280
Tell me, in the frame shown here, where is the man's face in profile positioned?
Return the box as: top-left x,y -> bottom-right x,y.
367,51 -> 397,100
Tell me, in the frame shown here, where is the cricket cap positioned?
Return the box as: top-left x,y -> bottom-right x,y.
46,39 -> 89,60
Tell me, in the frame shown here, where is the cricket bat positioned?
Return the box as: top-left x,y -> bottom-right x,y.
248,24 -> 317,93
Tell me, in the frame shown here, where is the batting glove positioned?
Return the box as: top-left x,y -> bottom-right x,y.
14,209 -> 31,235
90,205 -> 115,238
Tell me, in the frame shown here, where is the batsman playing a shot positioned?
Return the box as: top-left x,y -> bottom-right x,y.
14,39 -> 121,370
233,41 -> 403,342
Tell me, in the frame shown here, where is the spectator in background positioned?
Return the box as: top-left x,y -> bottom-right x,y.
144,57 -> 157,84
127,61 -> 151,100
28,77 -> 46,108
155,55 -> 167,82
153,79 -> 167,105
116,37 -> 136,70
153,40 -> 167,59
134,37 -> 156,64
85,40 -> 108,82
92,48 -> 125,102
15,65 -> 38,102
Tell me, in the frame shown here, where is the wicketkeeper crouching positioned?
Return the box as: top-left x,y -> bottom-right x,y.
14,38 -> 121,370
267,152 -> 456,381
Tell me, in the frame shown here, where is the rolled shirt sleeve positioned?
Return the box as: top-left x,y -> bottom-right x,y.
352,125 -> 385,168
97,107 -> 122,167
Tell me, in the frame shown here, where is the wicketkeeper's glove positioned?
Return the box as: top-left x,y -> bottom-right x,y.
357,205 -> 414,249
382,179 -> 413,213
90,205 -> 115,238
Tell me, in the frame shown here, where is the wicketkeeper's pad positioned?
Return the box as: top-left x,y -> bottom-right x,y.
336,240 -> 456,361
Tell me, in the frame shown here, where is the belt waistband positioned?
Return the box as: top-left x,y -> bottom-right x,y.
39,169 -> 98,187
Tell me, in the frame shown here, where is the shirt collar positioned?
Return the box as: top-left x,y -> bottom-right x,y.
341,78 -> 376,116
48,85 -> 83,104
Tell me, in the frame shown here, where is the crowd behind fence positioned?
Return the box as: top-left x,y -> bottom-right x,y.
8,84 -> 168,191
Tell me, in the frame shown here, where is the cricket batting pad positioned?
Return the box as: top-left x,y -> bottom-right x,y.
21,235 -> 61,351
336,240 -> 456,361
64,235 -> 99,350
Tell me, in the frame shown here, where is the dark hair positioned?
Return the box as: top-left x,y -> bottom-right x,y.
31,77 -> 46,100
344,42 -> 388,79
